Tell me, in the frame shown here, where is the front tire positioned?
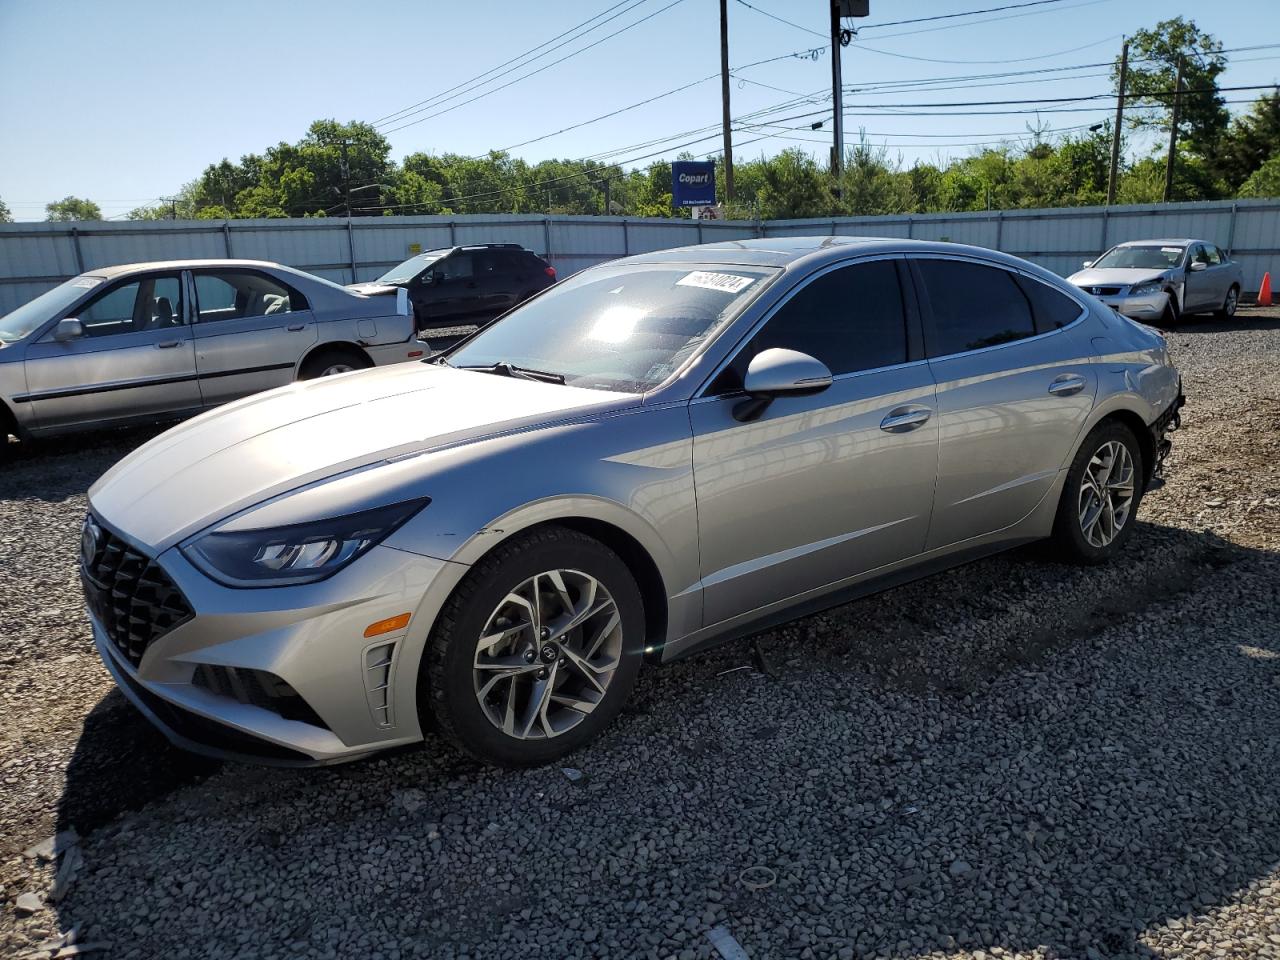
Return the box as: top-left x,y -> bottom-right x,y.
1215,284 -> 1240,319
1158,293 -> 1180,328
1050,421 -> 1145,565
421,525 -> 645,767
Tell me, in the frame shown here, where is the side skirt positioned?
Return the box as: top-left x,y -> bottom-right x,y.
660,536 -> 1041,664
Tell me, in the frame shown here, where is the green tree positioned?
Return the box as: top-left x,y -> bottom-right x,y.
0,196 -> 11,223
45,196 -> 102,221
1116,18 -> 1228,159
1238,154 -> 1280,198
755,149 -> 831,219
1214,92 -> 1280,191
837,138 -> 913,216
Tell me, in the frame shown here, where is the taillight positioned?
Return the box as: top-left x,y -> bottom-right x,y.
544,265 -> 556,279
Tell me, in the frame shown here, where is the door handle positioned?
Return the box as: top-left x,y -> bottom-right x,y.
156,339 -> 181,349
286,323 -> 306,332
1048,374 -> 1086,396
880,407 -> 932,432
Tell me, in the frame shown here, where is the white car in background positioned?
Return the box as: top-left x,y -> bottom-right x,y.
0,259 -> 423,455
1068,239 -> 1244,324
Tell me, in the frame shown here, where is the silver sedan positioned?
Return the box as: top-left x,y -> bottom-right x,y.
81,238 -> 1183,767
0,259 -> 422,453
1067,239 -> 1244,323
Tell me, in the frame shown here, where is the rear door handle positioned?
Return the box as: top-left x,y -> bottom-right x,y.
286,323 -> 306,332
1048,374 -> 1086,396
156,339 -> 180,349
880,407 -> 932,432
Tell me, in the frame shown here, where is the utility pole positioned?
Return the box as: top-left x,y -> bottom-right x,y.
719,0 -> 734,204
339,140 -> 352,218
603,177 -> 613,215
1107,38 -> 1128,205
829,0 -> 844,190
1163,57 -> 1184,203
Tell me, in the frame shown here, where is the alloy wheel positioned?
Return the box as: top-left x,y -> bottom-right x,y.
473,569 -> 622,740
1224,288 -> 1238,316
320,363 -> 355,376
1077,440 -> 1136,548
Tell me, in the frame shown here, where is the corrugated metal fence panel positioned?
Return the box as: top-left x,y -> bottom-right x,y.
2,199 -> 1277,315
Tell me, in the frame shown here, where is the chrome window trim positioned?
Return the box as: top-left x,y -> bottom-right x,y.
906,252 -> 1089,364
691,252 -> 910,401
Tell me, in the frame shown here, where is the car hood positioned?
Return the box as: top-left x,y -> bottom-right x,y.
1067,267 -> 1171,288
346,281 -> 402,297
89,363 -> 638,552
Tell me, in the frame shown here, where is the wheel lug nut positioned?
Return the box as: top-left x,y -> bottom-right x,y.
524,650 -> 535,663
539,627 -> 551,640
537,668 -> 548,679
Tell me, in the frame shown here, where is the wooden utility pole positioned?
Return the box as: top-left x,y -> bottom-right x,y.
830,0 -> 845,187
719,0 -> 734,203
339,140 -> 352,218
1163,57 -> 1184,203
1107,39 -> 1128,205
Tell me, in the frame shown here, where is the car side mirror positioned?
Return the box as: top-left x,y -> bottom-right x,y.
733,348 -> 833,422
1189,261 -> 1208,272
53,318 -> 84,342
1081,260 -> 1094,269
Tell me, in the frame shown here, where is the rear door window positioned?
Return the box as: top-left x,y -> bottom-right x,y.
915,259 -> 1036,357
193,271 -> 305,322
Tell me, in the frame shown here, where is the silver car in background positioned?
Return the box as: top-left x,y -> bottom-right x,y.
0,259 -> 422,452
1067,239 -> 1243,323
81,238 -> 1183,768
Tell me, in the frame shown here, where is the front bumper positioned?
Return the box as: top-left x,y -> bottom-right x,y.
85,521 -> 469,765
1099,290 -> 1169,321
1149,385 -> 1185,481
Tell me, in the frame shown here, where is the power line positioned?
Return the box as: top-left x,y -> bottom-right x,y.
372,0 -> 643,126
858,0 -> 1074,30
380,0 -> 688,135
852,34 -> 1122,65
731,0 -> 825,39
855,0 -> 1109,42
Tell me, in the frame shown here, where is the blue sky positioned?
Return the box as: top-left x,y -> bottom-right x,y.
1,0 -> 1277,220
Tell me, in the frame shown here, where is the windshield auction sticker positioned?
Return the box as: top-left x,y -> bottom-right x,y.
677,271 -> 755,294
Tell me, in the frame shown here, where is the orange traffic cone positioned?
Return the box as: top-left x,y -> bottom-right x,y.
1259,272 -> 1273,307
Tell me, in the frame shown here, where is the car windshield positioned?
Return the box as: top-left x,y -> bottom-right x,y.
377,250 -> 450,284
0,275 -> 104,343
445,262 -> 777,393
1092,245 -> 1185,270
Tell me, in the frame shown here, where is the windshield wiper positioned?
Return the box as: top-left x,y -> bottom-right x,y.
458,361 -> 566,385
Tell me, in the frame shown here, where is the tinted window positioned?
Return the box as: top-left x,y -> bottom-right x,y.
730,260 -> 907,386
1204,245 -> 1222,265
437,252 -> 473,281
75,275 -> 184,337
1016,275 -> 1083,334
194,271 -> 303,322
917,260 -> 1035,356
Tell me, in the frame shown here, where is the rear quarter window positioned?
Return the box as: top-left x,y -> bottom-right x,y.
916,259 -> 1036,356
1016,276 -> 1084,334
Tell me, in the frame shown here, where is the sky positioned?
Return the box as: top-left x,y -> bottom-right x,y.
1,0 -> 1277,220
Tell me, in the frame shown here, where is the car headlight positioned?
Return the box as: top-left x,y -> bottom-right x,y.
182,498 -> 429,588
1129,282 -> 1163,297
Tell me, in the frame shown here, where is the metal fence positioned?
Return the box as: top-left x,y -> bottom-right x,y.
2,199 -> 1276,315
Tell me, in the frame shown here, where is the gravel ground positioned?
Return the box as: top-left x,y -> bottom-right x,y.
1,307 -> 1278,960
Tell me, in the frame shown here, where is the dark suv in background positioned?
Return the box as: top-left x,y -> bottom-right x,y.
350,244 -> 556,333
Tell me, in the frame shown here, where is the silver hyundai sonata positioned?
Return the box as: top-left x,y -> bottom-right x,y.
81,238 -> 1183,767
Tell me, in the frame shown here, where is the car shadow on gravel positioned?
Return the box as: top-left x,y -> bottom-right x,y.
47,526 -> 1280,959
0,426 -> 162,502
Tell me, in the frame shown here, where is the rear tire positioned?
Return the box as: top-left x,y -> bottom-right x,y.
299,347 -> 372,380
421,525 -> 645,767
1215,284 -> 1240,319
1049,421 -> 1145,565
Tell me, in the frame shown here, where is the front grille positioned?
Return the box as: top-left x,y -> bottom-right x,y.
1090,285 -> 1124,296
81,515 -> 193,667
192,664 -> 328,728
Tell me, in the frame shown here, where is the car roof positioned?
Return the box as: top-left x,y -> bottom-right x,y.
1115,238 -> 1199,246
81,259 -> 289,279
620,235 -> 1051,275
